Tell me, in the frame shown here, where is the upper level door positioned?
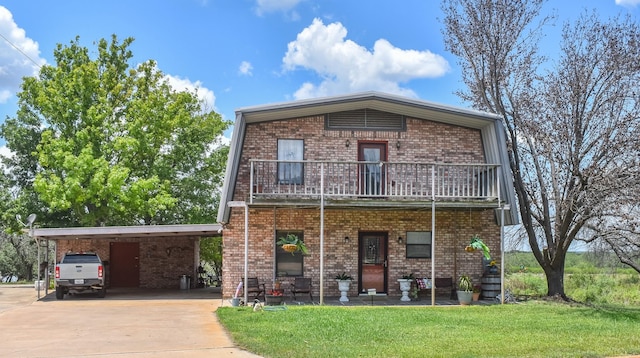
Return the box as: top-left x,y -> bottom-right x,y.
358,142 -> 387,196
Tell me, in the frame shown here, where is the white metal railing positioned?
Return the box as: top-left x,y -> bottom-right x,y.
249,160 -> 500,203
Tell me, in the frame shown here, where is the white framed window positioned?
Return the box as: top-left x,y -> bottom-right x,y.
277,139 -> 304,184
406,231 -> 432,258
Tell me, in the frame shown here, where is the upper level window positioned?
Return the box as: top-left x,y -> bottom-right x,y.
278,139 -> 303,184
405,231 -> 432,258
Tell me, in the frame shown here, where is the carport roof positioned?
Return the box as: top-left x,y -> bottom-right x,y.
31,224 -> 222,240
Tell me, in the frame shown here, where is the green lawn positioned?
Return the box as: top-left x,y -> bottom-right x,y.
217,301 -> 640,358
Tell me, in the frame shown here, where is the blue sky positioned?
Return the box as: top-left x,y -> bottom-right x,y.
1,0 -> 639,147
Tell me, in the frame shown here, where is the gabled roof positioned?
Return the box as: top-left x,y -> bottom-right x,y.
217,91 -> 518,224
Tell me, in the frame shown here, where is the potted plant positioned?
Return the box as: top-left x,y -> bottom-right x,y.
464,234 -> 491,260
277,233 -> 309,255
457,275 -> 473,305
487,260 -> 499,274
472,284 -> 481,301
335,272 -> 352,302
397,273 -> 414,302
265,289 -> 284,305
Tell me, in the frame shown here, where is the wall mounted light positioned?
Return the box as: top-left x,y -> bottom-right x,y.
397,236 -> 403,244
344,236 -> 350,244
345,139 -> 350,148
396,141 -> 401,149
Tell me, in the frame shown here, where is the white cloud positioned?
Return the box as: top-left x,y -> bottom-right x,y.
255,0 -> 302,19
282,18 -> 450,100
239,61 -> 253,76
0,6 -> 46,104
164,74 -> 216,112
615,0 -> 640,6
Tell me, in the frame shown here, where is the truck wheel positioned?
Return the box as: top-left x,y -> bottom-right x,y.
55,286 -> 64,300
98,287 -> 106,298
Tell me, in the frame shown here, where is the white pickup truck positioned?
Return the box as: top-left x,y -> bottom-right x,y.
55,252 -> 106,299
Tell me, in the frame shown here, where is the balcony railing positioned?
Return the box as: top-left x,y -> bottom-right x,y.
249,160 -> 501,204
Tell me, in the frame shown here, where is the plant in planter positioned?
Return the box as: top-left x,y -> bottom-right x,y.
265,289 -> 284,305
335,272 -> 353,302
487,260 -> 499,274
457,275 -> 473,305
464,234 -> 491,260
276,233 -> 309,255
397,273 -> 414,302
472,284 -> 482,301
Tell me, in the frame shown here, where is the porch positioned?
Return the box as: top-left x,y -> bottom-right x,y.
249,160 -> 502,207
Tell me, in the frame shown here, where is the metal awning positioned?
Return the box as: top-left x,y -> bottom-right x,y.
31,224 -> 223,240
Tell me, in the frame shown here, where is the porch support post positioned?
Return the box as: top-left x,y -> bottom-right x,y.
244,202 -> 249,305
431,200 -> 436,306
500,204 -> 505,304
431,166 -> 436,306
319,163 -> 325,305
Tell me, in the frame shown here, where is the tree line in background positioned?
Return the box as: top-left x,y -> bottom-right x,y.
0,35 -> 229,280
442,0 -> 640,298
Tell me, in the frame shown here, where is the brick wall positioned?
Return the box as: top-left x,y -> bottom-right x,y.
56,237 -> 199,289
235,115 -> 485,200
221,207 -> 500,298
222,113 -> 498,299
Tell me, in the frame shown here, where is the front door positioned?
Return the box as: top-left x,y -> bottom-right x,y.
359,232 -> 388,294
109,242 -> 140,288
358,142 -> 387,196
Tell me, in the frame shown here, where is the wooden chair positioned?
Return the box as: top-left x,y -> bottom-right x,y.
291,277 -> 313,302
244,277 -> 265,301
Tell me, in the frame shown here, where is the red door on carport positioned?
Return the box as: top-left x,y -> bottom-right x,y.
109,242 -> 140,287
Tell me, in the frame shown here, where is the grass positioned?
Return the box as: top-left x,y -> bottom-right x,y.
217,301 -> 640,358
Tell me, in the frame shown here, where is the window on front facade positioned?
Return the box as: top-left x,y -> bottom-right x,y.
275,230 -> 304,276
406,231 -> 432,258
277,139 -> 304,184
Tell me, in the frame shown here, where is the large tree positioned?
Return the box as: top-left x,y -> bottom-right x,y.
1,35 -> 230,227
442,0 -> 640,297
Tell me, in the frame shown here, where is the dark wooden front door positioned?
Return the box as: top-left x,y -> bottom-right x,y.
109,242 -> 140,288
359,232 -> 388,294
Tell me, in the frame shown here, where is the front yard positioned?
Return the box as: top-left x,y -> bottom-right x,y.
217,301 -> 640,358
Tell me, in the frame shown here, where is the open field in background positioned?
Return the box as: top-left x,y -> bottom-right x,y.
505,251 -> 640,305
217,302 -> 640,358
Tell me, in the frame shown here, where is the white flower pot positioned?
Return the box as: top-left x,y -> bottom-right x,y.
337,280 -> 351,302
397,279 -> 412,302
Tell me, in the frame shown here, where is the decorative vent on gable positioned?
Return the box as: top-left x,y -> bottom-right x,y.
325,109 -> 405,131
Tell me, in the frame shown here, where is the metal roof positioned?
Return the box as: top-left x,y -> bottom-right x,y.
31,224 -> 222,240
236,91 -> 501,128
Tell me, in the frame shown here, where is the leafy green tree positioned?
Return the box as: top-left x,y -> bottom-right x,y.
1,35 -> 230,226
199,236 -> 222,283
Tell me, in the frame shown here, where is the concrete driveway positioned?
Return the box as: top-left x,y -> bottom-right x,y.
0,285 -> 261,358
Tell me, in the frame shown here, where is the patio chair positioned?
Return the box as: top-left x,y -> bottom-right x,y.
291,277 -> 312,302
244,277 -> 266,301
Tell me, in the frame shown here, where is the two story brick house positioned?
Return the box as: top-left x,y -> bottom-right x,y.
217,92 -> 517,304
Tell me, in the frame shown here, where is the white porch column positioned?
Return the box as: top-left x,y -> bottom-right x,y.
431,200 -> 436,306
319,163 -> 325,305
431,166 -> 436,306
500,204 -> 506,304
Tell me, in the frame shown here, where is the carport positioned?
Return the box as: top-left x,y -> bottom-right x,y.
32,224 -> 222,298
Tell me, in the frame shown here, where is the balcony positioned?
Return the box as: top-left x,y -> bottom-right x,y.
249,160 -> 502,208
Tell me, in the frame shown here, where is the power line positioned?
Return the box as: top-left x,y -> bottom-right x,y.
0,32 -> 43,69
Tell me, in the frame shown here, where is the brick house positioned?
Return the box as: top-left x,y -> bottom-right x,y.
217,92 -> 518,304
